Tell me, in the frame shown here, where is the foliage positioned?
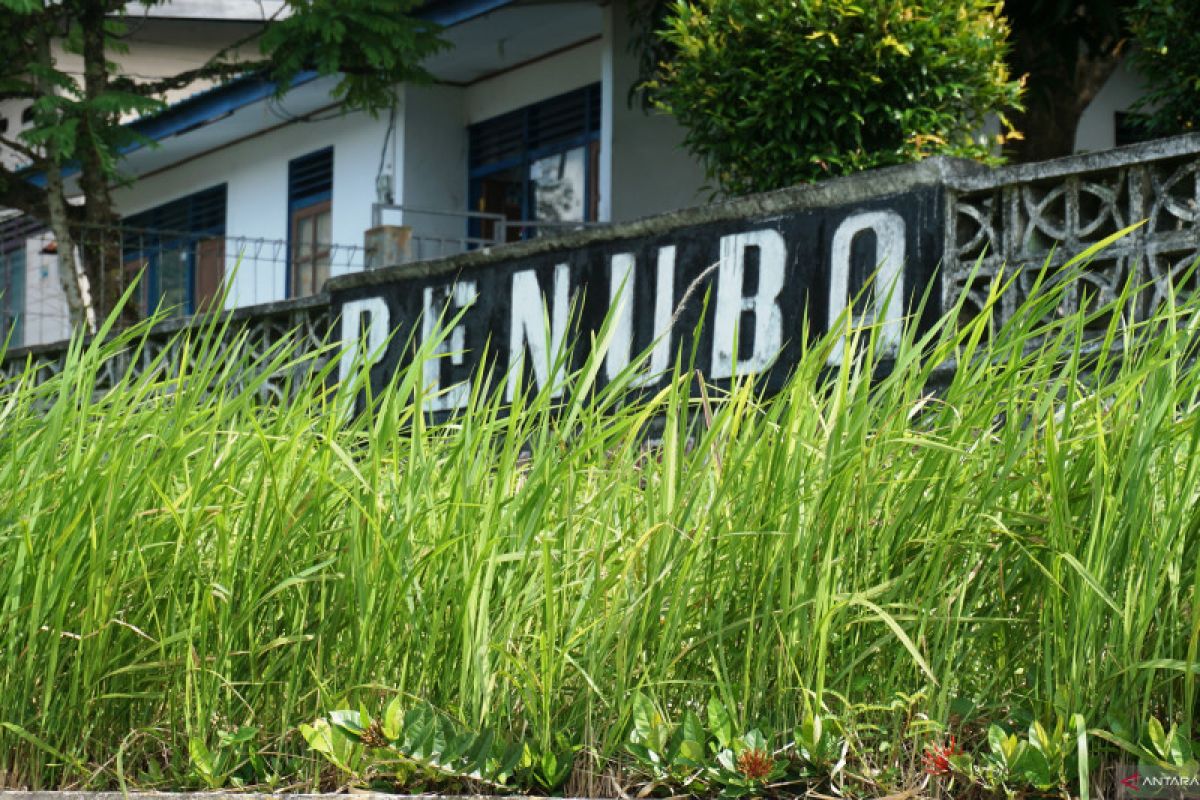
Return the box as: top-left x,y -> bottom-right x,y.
1093,715 -> 1200,778
969,715 -> 1089,795
1126,0 -> 1200,136
304,699 -> 575,792
188,726 -> 279,790
645,0 -> 1022,194
623,695 -> 833,797
0,240 -> 1199,796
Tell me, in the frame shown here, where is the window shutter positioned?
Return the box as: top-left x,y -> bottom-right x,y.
289,148 -> 334,205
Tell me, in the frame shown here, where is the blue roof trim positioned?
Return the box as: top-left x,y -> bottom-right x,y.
419,0 -> 516,27
128,69 -> 319,145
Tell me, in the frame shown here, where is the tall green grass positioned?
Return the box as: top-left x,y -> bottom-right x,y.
0,247 -> 1197,794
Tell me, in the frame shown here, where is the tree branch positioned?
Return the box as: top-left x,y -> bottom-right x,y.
110,58 -> 274,98
0,135 -> 44,163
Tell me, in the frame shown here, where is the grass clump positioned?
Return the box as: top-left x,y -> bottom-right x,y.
0,249 -> 1197,797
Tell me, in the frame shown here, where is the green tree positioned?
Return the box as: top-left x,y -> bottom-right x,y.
1002,0 -> 1129,162
1126,0 -> 1200,136
644,0 -> 1022,196
0,0 -> 444,327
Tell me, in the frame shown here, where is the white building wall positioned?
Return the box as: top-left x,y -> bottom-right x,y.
464,39 -> 602,124
21,237 -> 70,347
397,83 -> 469,247
601,0 -> 707,223
1075,57 -> 1150,153
111,106 -> 388,309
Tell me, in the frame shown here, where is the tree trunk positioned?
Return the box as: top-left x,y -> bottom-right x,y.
34,28 -> 91,333
1007,30 -> 1125,163
78,2 -> 139,329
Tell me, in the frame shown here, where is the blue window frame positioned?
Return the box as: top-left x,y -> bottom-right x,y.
1,245 -> 24,348
468,84 -> 601,243
123,184 -> 227,317
287,147 -> 333,297
0,216 -> 39,348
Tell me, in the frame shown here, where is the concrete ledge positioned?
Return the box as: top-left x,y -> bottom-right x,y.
945,131 -> 1200,191
0,293 -> 329,364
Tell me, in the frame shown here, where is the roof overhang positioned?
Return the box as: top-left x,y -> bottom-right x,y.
25,0 -> 540,188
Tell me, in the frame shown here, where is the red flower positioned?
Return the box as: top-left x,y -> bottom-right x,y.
736,748 -> 775,781
922,735 -> 961,776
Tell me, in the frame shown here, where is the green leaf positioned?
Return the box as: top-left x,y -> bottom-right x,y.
678,709 -> 708,766
632,692 -> 660,744
329,708 -> 366,737
383,696 -> 403,741
708,696 -> 734,749
1168,724 -> 1193,767
1148,717 -> 1169,760
188,737 -> 215,779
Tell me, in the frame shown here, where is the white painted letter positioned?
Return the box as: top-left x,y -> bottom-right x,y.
605,246 -> 675,386
827,210 -> 906,365
508,263 -> 571,400
710,229 -> 786,379
338,296 -> 390,386
422,281 -> 479,412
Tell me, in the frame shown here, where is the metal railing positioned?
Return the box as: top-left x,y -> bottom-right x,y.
0,223 -> 363,350
370,203 -> 606,267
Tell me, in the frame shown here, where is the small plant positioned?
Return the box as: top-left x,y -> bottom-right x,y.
710,728 -> 788,798
793,704 -> 847,776
976,714 -> 1089,796
188,725 -> 278,789
922,735 -> 966,777
1094,716 -> 1199,778
626,695 -> 838,797
304,698 -> 572,793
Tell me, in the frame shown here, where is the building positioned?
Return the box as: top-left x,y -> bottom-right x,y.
0,0 -> 1155,350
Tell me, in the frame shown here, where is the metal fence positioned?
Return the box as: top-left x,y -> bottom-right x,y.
0,223 -> 363,351
369,203 -> 604,264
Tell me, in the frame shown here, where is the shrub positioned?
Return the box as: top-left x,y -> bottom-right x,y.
646,0 -> 1023,194
1127,0 -> 1200,136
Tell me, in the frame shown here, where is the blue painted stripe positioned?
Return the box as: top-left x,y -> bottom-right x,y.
419,0 -> 515,27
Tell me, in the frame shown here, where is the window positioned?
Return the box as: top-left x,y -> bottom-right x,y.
1,245 -> 24,348
1115,111 -> 1157,147
468,84 -> 601,243
123,184 -> 227,318
288,147 -> 333,298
